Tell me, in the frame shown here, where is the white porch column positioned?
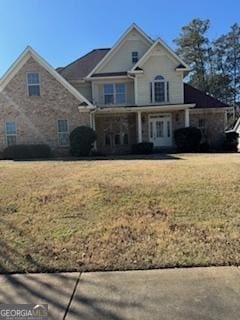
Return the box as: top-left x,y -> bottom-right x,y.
137,111 -> 142,143
92,112 -> 96,131
185,108 -> 190,127
90,111 -> 97,149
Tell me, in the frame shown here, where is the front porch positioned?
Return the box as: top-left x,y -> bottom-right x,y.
89,104 -> 193,154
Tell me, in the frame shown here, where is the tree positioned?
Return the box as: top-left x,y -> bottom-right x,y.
174,19 -> 210,92
224,23 -> 240,105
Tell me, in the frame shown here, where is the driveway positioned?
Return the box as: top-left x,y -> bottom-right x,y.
0,267 -> 239,320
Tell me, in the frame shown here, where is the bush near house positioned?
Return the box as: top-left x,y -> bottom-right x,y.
3,144 -> 52,160
174,127 -> 202,152
132,142 -> 154,154
70,126 -> 97,157
222,132 -> 239,152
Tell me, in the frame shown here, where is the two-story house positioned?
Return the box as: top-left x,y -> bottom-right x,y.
0,24 -> 233,155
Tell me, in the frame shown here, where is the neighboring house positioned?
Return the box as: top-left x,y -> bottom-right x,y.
0,24 -> 234,155
227,116 -> 240,150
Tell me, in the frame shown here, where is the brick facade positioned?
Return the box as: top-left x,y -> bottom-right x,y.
0,57 -> 90,155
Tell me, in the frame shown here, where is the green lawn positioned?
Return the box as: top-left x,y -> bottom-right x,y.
0,154 -> 239,273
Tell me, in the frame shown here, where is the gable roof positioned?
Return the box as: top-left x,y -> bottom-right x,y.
184,83 -> 229,108
86,23 -> 154,78
58,48 -> 110,80
130,39 -> 189,73
0,46 -> 93,106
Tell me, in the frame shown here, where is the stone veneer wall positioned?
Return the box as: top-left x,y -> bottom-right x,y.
0,57 -> 90,155
95,113 -> 137,154
190,109 -> 226,148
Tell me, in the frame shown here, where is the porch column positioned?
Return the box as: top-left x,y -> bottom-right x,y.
137,111 -> 142,143
185,108 -> 190,127
92,112 -> 96,131
90,112 -> 97,149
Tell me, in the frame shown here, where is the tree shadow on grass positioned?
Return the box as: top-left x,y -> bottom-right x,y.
0,218 -> 142,320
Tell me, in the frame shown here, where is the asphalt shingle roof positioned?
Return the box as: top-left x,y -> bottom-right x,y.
184,83 -> 229,108
58,48 -> 110,80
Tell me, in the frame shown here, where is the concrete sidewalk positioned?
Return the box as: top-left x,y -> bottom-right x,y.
0,267 -> 239,320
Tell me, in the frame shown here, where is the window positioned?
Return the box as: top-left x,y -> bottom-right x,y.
132,51 -> 138,63
114,134 -> 121,145
198,119 -> 206,135
104,83 -> 126,105
104,84 -> 114,104
150,75 -> 169,103
105,134 -> 111,146
156,121 -> 164,137
27,72 -> 40,96
5,121 -> 16,146
123,133 -> 128,145
58,120 -> 69,146
116,83 -> 125,104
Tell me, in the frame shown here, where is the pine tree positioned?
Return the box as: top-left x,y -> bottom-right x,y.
174,19 -> 210,92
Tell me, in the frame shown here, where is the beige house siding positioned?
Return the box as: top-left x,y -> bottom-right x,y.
97,30 -> 151,73
70,81 -> 92,102
136,44 -> 184,106
0,57 -> 90,154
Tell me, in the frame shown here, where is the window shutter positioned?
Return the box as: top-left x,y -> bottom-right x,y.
166,82 -> 169,102
150,82 -> 153,103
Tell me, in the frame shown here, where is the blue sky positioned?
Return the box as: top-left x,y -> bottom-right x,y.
0,0 -> 239,76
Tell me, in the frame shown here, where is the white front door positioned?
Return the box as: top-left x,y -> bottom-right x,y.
149,114 -> 172,147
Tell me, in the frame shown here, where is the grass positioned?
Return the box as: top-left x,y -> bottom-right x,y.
0,153 -> 239,273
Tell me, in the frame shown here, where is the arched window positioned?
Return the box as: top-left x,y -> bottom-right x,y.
150,75 -> 169,103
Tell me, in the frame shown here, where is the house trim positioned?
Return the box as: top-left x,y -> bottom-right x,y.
86,23 -> 154,79
0,46 -> 94,106
80,103 -> 195,114
129,39 -> 189,73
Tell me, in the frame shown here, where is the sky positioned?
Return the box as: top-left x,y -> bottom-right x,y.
0,0 -> 240,76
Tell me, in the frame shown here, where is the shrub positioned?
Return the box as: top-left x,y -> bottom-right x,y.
131,142 -> 153,154
70,126 -> 97,157
222,131 -> 239,152
198,142 -> 210,153
174,127 -> 202,152
3,144 -> 52,160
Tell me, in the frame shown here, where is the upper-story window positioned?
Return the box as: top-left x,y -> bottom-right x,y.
150,75 -> 169,103
132,51 -> 139,63
104,83 -> 126,105
27,72 -> 40,96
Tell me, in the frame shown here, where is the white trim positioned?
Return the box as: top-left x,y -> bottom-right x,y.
0,46 -> 93,107
129,39 -> 189,73
5,120 -> 17,146
92,103 -> 195,114
232,117 -> 240,132
86,23 -> 153,78
148,113 -> 172,147
86,75 -> 129,81
185,108 -> 190,127
26,72 -> 41,97
103,82 -> 126,105
57,119 -> 69,147
137,111 -> 142,143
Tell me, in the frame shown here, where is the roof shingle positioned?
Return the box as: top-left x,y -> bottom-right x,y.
58,48 -> 110,80
184,83 -> 229,108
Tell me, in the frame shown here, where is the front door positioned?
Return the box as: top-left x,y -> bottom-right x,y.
149,114 -> 172,147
